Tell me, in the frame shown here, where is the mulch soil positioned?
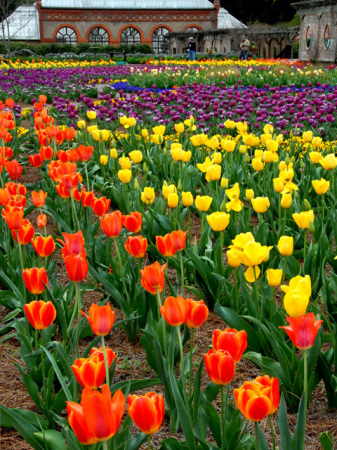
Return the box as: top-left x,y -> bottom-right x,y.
1,148 -> 337,449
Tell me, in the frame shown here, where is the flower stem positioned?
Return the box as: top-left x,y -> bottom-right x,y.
40,330 -> 46,399
254,422 -> 259,450
188,209 -> 191,246
253,266 -> 261,321
156,288 -> 167,359
85,162 -> 90,190
176,325 -> 188,407
180,251 -> 185,296
303,348 -> 308,416
280,256 -> 287,304
75,282 -> 81,358
221,386 -> 224,450
189,328 -> 194,398
102,440 -> 109,450
268,415 -> 276,450
147,435 -> 151,450
70,193 -> 80,231
101,335 -> 110,387
303,230 -> 307,267
115,238 -> 130,303
222,383 -> 230,449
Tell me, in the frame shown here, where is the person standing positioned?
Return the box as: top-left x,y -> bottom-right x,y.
240,36 -> 250,60
188,37 -> 197,61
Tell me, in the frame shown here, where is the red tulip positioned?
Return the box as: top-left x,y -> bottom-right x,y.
39,146 -> 53,160
140,261 -> 166,295
12,219 -> 35,245
81,190 -> 95,208
64,252 -> 88,282
204,349 -> 236,385
72,348 -> 117,389
279,313 -> 323,350
124,211 -> 142,233
29,154 -> 44,168
212,328 -> 247,364
24,300 -> 56,330
170,230 -> 188,252
81,303 -> 115,336
77,145 -> 94,162
2,205 -> 24,231
160,296 -> 189,326
128,392 -> 165,435
22,267 -> 48,294
37,213 -> 47,228
100,211 -> 124,237
184,298 -> 209,328
254,375 -> 280,415
31,190 -> 47,208
0,188 -> 10,206
58,230 -> 86,257
91,196 -> 110,216
5,182 -> 26,196
31,235 -> 55,257
156,234 -> 176,257
67,385 -> 125,442
124,235 -> 147,258
5,159 -> 22,181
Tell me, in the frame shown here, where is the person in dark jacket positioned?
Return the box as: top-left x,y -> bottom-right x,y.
188,37 -> 196,61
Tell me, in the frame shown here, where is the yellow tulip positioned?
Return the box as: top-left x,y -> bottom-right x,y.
141,187 -> 155,204
190,133 -> 208,147
100,155 -> 108,165
211,152 -> 222,164
312,136 -> 322,148
206,136 -> 220,150
118,169 -> 132,183
234,241 -> 272,267
87,125 -> 97,134
91,130 -> 101,141
206,211 -> 230,232
119,156 -> 131,170
152,125 -> 166,136
168,192 -> 179,208
278,236 -> 293,256
127,117 -> 136,127
224,119 -> 236,129
243,134 -> 255,146
239,145 -> 247,154
182,150 -> 192,163
266,140 -> 279,152
205,165 -> 221,182
263,151 -> 274,163
245,189 -> 254,201
266,269 -> 283,287
309,152 -> 323,164
312,178 -> 330,195
227,249 -> 241,268
171,147 -> 183,161
320,154 -> 337,170
244,265 -> 261,283
252,158 -> 264,171
182,191 -> 193,207
281,193 -> 292,209
142,129 -> 149,138
251,197 -> 270,214
100,130 -> 111,142
302,130 -> 313,143
197,157 -> 213,173
273,177 -> 284,193
151,134 -> 164,145
229,232 -> 255,250
284,291 -> 309,318
282,275 -> 311,298
221,139 -> 235,153
221,178 -> 229,189
277,134 -> 284,144
263,124 -> 274,134
260,133 -> 272,144
77,120 -> 86,129
110,148 -> 118,159
129,150 -> 143,164
292,210 -> 314,229
162,183 -> 176,200
87,110 -> 97,120
195,195 -> 213,212
174,123 -> 184,134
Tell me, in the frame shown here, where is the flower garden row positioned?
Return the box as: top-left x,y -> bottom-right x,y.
0,60 -> 336,449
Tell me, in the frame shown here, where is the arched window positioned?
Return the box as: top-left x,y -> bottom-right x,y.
185,27 -> 199,33
152,27 -> 169,54
88,27 -> 109,45
324,24 -> 331,49
306,26 -> 312,50
121,27 -> 141,45
56,27 -> 77,45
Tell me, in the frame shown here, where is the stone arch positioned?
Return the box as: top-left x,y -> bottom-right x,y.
53,24 -> 81,43
118,24 -> 145,44
260,40 -> 269,59
269,39 -> 280,58
85,25 -> 112,45
150,25 -> 172,54
220,39 -> 227,53
182,24 -> 203,31
204,39 -> 212,52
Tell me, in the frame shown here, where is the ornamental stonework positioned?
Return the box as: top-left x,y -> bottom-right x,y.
41,11 -> 215,22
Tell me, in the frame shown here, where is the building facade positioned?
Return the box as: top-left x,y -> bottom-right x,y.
292,0 -> 337,62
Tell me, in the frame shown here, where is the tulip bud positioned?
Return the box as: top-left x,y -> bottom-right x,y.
221,177 -> 229,189
163,148 -> 168,156
308,220 -> 315,234
281,193 -> 292,209
177,179 -> 183,192
245,155 -> 250,163
134,178 -> 140,190
285,154 -> 290,164
294,191 -> 299,201
304,199 -> 311,211
143,162 -> 148,173
111,140 -> 117,148
220,197 -> 227,212
300,159 -> 305,169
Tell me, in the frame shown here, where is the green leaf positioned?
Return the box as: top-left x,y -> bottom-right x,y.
277,396 -> 291,450
0,404 -> 45,449
125,432 -> 147,450
111,378 -> 160,394
34,430 -> 68,450
160,438 -> 190,450
319,432 -> 334,450
42,346 -> 73,401
256,422 -> 270,450
291,394 -> 306,449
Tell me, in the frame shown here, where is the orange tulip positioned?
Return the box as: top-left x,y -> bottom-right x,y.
80,190 -> 95,208
140,261 -> 166,295
31,235 -> 55,257
29,154 -> 44,168
58,230 -> 86,257
91,196 -> 110,216
128,392 -> 165,435
124,235 -> 147,258
39,95 -> 47,104
55,183 -> 71,199
77,145 -> 94,162
156,234 -> 176,257
22,267 -> 48,294
184,298 -> 209,328
234,377 -> 280,421
5,182 -> 26,196
39,146 -> 53,160
24,300 -> 56,330
2,206 -> 23,231
100,211 -> 124,238
279,313 -> 323,350
81,303 -> 115,336
160,296 -> 189,326
204,349 -> 236,385
212,328 -> 248,364
72,348 -> 117,389
37,214 -> 47,228
124,211 -> 142,233
67,385 -> 125,442
12,219 -> 35,245
170,230 -> 188,252
5,159 -> 22,181
5,98 -> 15,109
0,187 -> 10,206
31,190 -> 47,208
64,252 -> 88,282
254,375 -> 280,415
